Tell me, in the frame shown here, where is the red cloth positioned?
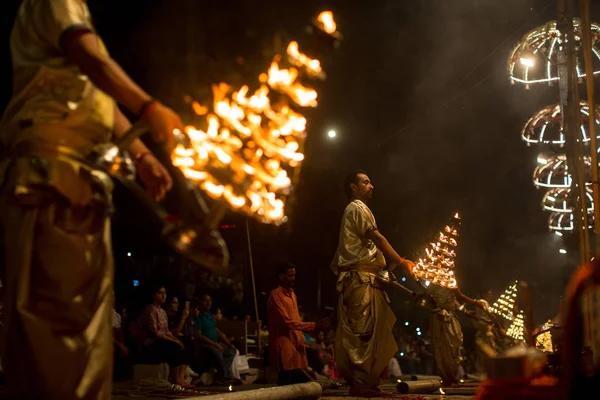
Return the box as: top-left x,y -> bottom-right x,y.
268,286 -> 315,372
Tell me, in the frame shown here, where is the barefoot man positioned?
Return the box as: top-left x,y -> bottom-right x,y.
331,170 -> 415,397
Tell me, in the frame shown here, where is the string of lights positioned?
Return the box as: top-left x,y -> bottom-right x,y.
521,101 -> 600,147
533,153 -> 593,189
508,19 -> 600,87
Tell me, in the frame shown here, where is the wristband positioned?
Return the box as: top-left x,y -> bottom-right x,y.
138,99 -> 159,120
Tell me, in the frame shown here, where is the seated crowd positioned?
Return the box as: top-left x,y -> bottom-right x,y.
112,284 -> 244,387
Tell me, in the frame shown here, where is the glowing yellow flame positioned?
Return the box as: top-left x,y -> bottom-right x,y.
488,282 -> 519,321
287,41 -> 323,77
317,11 -> 337,34
170,12 -> 339,224
506,310 -> 525,341
413,214 -> 460,288
536,331 -> 553,353
192,102 -> 208,115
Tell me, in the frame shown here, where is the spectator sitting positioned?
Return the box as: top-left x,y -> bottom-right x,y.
213,307 -> 244,381
181,300 -> 200,379
166,295 -> 189,337
139,285 -> 192,388
196,294 -> 241,385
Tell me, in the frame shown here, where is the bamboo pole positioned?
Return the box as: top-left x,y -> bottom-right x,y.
580,0 -> 600,237
245,219 -> 260,324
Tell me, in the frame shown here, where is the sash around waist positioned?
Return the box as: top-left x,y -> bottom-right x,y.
338,264 -> 382,275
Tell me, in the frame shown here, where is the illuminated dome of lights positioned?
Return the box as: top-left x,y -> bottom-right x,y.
522,101 -> 600,146
548,211 -> 594,232
508,19 -> 600,86
533,153 -> 593,188
542,187 -> 594,213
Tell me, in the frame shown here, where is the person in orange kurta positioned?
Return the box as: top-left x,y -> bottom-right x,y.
268,262 -> 316,385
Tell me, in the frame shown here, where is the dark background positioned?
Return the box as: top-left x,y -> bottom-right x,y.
3,0 -> 600,326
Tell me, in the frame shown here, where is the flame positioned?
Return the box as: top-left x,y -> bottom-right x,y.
506,310 -> 525,341
413,213 -> 460,288
317,11 -> 337,34
488,282 -> 519,320
170,12 -> 339,224
192,102 -> 208,115
287,41 -> 324,78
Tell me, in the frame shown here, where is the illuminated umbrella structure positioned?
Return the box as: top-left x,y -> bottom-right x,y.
532,153 -> 594,189
508,18 -> 600,87
509,17 -> 600,245
521,101 -> 600,147
548,211 -> 594,232
542,187 -> 594,213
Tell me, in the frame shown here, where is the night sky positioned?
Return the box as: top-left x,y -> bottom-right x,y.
3,0 -> 600,325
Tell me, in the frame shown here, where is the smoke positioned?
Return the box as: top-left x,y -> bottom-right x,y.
344,0 -> 570,324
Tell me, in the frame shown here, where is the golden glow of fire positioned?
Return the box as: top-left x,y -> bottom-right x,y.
412,213 -> 460,288
287,41 -> 324,78
171,12 -> 339,224
488,281 -> 519,321
536,331 -> 553,353
506,310 -> 525,341
317,11 -> 337,34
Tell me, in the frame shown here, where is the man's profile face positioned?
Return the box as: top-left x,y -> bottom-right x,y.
352,173 -> 374,201
279,268 -> 296,288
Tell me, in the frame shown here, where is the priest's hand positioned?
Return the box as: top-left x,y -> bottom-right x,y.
136,152 -> 173,201
399,258 -> 415,276
145,101 -> 184,146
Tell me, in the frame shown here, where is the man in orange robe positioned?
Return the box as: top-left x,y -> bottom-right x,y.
268,262 -> 315,385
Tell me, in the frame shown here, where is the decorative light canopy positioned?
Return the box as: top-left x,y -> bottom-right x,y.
508,19 -> 600,86
171,12 -> 340,225
521,101 -> 600,147
506,310 -> 525,341
548,211 -> 594,232
542,187 -> 594,213
488,281 -> 519,321
533,153 -> 594,188
413,213 -> 461,289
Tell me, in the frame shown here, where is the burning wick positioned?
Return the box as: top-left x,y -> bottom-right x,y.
171,12 -> 340,225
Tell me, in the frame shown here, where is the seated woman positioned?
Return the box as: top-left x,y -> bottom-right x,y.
166,295 -> 189,337
139,285 -> 192,388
